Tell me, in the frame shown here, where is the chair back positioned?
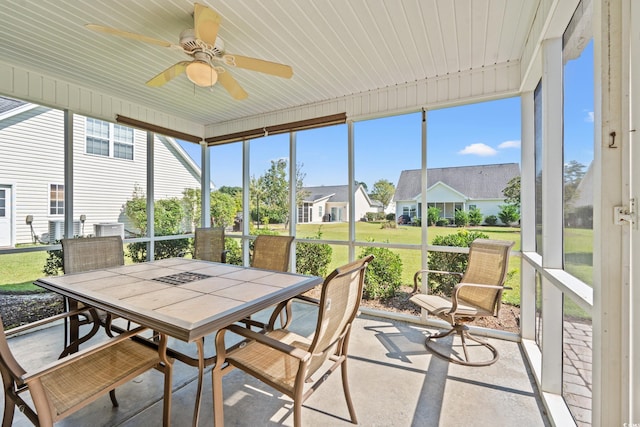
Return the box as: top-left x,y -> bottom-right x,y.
194,227 -> 226,262
0,316 -> 26,386
61,236 -> 124,273
305,255 -> 373,378
252,235 -> 294,272
459,239 -> 514,313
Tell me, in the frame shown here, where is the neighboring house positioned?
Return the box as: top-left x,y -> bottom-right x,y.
393,163 -> 520,223
0,98 -> 205,247
568,161 -> 593,228
298,184 -> 375,223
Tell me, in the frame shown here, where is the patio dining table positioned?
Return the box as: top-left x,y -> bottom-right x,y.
34,257 -> 322,426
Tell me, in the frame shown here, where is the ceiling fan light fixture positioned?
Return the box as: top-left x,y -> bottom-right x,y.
186,61 -> 217,87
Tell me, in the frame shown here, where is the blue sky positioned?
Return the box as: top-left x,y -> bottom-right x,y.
179,41 -> 593,189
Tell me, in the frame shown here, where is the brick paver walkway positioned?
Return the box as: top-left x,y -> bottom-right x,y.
563,319 -> 593,426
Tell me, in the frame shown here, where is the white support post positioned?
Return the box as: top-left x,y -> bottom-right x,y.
242,140 -> 250,266
288,131 -> 297,272
593,0 -> 627,424
146,132 -> 155,260
541,37 -> 564,395
520,91 -> 537,341
629,0 -> 640,422
201,141 -> 211,228
348,121 -> 355,262
63,110 -> 74,239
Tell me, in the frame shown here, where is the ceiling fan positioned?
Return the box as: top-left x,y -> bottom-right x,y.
85,3 -> 293,100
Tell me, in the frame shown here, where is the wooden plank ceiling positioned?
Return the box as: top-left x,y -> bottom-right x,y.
0,0 -> 538,127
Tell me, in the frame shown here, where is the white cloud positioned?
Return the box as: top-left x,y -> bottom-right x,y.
498,140 -> 521,149
585,111 -> 594,122
458,143 -> 497,156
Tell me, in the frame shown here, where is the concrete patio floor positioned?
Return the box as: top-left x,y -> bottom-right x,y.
4,302 -> 549,426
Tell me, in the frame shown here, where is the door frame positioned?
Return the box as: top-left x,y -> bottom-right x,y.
0,183 -> 15,247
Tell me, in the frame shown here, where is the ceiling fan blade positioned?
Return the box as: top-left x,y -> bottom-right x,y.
85,24 -> 175,48
222,54 -> 293,79
217,71 -> 248,100
194,3 -> 221,46
146,61 -> 191,87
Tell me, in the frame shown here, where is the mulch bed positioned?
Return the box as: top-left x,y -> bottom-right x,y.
0,291 -> 65,329
1,285 -> 521,334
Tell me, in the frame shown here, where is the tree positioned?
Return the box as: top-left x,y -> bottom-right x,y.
369,179 -> 395,210
355,180 -> 368,192
502,176 -> 521,208
564,160 -> 586,207
251,159 -> 307,228
210,191 -> 236,227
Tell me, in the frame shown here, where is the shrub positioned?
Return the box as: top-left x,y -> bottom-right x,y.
385,213 -> 396,221
358,244 -> 403,299
296,230 -> 332,277
224,237 -> 242,265
498,204 -> 520,225
436,218 -> 449,226
454,210 -> 469,227
413,217 -> 421,227
484,215 -> 498,226
380,220 -> 397,229
468,208 -> 483,226
43,240 -> 63,276
426,229 -> 489,296
427,207 -> 441,226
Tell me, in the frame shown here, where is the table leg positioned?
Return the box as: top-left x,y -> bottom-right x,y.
192,337 -> 205,427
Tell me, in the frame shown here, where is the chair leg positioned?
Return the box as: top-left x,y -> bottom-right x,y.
341,358 -> 358,424
212,370 -> 224,427
2,388 -> 15,427
293,399 -> 302,427
424,324 -> 499,367
109,390 -> 118,407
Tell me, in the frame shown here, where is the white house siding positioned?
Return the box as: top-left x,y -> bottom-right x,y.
354,187 -> 373,220
469,199 -> 504,219
0,107 -> 201,246
426,184 -> 466,203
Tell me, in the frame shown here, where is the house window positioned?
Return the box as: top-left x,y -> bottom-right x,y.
0,189 -> 5,217
468,204 -> 477,211
49,184 -> 64,215
86,118 -> 109,156
85,118 -> 134,160
114,124 -> 134,160
454,203 -> 463,211
318,206 -> 323,218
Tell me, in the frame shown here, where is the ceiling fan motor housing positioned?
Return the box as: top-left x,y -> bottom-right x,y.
179,28 -> 225,57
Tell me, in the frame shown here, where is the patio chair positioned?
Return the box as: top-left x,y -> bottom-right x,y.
212,255 -> 373,427
193,227 -> 227,263
251,235 -> 294,271
60,236 -> 126,360
0,313 -> 173,427
409,239 -> 514,366
240,235 -> 295,329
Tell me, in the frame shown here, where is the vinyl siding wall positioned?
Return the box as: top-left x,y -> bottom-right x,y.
0,107 -> 200,245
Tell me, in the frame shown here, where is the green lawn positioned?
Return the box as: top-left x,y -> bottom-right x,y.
0,251 -> 49,292
296,222 -> 523,305
3,224 -> 593,314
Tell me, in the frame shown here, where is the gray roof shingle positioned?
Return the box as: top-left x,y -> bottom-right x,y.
393,163 -> 520,201
0,96 -> 27,115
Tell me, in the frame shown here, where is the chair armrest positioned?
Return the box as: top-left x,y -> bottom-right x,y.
23,325 -> 149,383
5,308 -> 88,337
220,324 -> 310,362
412,269 -> 463,293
